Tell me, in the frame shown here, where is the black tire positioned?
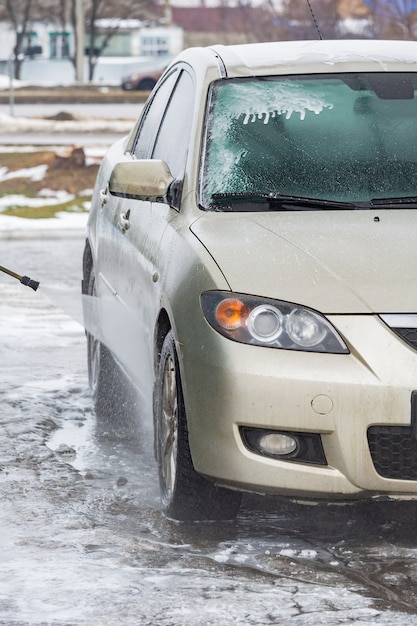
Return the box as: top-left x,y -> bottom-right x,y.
87,271 -> 135,428
154,331 -> 242,521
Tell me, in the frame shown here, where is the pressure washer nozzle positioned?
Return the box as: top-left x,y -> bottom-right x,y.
0,264 -> 40,291
20,275 -> 40,291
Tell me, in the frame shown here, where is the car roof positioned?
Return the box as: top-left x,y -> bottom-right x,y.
176,39 -> 417,78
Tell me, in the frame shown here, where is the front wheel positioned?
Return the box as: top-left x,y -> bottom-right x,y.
154,331 -> 242,521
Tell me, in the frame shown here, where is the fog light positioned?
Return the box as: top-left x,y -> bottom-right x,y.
240,427 -> 327,465
258,433 -> 298,456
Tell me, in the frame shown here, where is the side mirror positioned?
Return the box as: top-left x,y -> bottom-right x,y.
109,160 -> 174,201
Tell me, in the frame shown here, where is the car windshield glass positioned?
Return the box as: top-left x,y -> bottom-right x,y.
200,73 -> 417,211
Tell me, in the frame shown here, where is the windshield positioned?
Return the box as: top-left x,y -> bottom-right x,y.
200,73 -> 417,211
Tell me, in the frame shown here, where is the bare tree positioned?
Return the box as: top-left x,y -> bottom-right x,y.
364,0 -> 417,39
0,0 -> 65,78
49,0 -> 157,81
265,0 -> 372,40
227,0 -> 375,43
79,0 -> 157,82
262,0 -> 338,40
0,0 -> 160,81
56,0 -> 69,31
2,0 -> 33,78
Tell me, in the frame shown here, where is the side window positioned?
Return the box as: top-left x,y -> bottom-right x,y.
132,71 -> 179,159
152,71 -> 194,180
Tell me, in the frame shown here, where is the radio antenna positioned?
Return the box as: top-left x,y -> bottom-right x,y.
306,0 -> 323,40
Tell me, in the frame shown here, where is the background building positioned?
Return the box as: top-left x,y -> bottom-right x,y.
0,19 -> 183,84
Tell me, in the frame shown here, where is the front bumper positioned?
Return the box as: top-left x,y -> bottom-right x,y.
179,314 -> 417,499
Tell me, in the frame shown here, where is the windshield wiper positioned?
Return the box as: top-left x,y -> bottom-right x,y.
210,192 -> 359,211
369,196 -> 417,207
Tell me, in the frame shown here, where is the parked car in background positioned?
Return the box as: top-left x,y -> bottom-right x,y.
120,58 -> 170,91
83,39 -> 417,522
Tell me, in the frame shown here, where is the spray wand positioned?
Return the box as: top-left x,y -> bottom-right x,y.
0,264 -> 40,291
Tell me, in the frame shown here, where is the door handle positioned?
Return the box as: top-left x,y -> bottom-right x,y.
99,186 -> 108,207
118,209 -> 131,233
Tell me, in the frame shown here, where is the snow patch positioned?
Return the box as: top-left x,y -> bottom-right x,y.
0,112 -> 132,134
0,164 -> 48,181
0,192 -> 75,211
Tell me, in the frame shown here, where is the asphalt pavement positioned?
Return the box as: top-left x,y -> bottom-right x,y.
0,132 -> 125,146
0,85 -> 148,105
0,94 -> 144,146
1,102 -> 141,119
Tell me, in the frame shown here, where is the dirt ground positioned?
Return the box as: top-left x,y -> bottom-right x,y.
0,147 -> 100,218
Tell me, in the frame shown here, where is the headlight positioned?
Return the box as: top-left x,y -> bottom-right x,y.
201,291 -> 349,353
247,305 -> 283,343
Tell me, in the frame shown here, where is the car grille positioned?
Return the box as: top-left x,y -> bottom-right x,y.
391,327 -> 417,351
367,425 -> 417,480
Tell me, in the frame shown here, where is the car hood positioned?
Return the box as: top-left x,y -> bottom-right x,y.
190,209 -> 417,314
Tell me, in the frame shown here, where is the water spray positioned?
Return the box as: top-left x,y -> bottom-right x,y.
0,264 -> 40,291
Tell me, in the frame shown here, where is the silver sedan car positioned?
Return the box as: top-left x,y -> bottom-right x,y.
83,39 -> 417,520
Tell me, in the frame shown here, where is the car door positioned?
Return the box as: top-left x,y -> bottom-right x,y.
92,70 -> 178,371
112,66 -> 195,404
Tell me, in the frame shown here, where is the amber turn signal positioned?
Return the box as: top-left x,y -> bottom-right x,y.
215,298 -> 249,330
